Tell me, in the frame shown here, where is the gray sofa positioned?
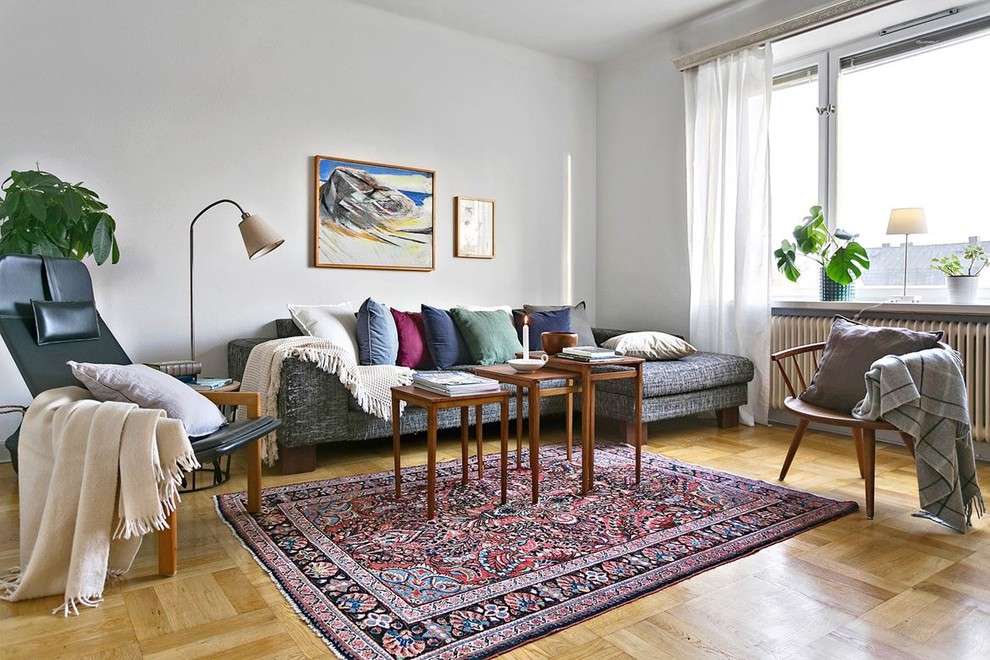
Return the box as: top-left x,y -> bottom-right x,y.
227,320 -> 754,474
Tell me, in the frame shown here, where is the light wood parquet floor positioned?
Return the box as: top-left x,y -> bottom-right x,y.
2,417 -> 989,659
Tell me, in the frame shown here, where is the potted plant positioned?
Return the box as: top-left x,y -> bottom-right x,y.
931,244 -> 987,304
774,205 -> 870,301
0,168 -> 120,265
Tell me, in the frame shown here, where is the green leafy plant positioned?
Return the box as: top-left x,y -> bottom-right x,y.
0,168 -> 119,265
930,244 -> 988,277
774,205 -> 869,285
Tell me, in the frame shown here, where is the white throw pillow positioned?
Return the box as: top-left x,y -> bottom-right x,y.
287,303 -> 359,358
454,304 -> 513,318
68,361 -> 226,437
601,331 -> 697,360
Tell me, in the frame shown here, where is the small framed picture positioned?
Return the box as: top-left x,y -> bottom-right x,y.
454,197 -> 495,259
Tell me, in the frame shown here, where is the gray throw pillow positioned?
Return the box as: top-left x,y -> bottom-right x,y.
523,301 -> 596,346
68,361 -> 227,437
800,316 -> 943,412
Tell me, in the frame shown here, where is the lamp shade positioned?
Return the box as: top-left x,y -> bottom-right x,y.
239,213 -> 285,259
886,208 -> 928,235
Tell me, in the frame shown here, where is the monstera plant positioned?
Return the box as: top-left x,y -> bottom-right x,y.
0,168 -> 119,265
774,205 -> 869,285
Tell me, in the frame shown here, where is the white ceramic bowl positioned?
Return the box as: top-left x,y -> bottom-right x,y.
507,358 -> 546,373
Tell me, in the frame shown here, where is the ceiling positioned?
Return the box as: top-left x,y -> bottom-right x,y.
341,0 -> 738,62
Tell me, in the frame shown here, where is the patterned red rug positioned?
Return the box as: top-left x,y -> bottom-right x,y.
216,444 -> 855,659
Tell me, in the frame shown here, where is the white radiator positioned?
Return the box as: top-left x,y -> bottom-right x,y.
771,314 -> 989,443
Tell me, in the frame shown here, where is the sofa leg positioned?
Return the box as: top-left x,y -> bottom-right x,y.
619,420 -> 647,445
280,445 -> 316,474
715,406 -> 740,429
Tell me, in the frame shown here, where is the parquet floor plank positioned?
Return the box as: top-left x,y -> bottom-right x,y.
1,417 -> 988,658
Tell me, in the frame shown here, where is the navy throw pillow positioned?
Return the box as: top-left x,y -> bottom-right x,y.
513,308 -> 572,348
356,297 -> 398,365
421,304 -> 473,369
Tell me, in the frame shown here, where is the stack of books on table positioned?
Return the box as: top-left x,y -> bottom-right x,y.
190,377 -> 234,390
144,359 -> 202,383
412,372 -> 501,396
556,346 -> 620,362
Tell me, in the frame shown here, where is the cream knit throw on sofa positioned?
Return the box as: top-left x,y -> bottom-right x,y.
238,337 -> 413,466
1,386 -> 198,615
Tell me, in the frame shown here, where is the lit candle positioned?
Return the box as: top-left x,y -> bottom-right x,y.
522,315 -> 530,360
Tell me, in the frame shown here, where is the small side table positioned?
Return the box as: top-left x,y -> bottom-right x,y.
391,385 -> 510,519
473,365 -> 581,504
181,380 -> 241,492
546,356 -> 645,494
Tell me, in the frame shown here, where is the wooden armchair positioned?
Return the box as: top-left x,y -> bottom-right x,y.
771,342 -> 916,519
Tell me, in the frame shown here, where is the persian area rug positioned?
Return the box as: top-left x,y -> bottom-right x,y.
216,444 -> 856,659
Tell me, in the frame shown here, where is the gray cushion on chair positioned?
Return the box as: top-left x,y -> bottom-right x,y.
68,361 -> 226,437
800,316 -> 943,413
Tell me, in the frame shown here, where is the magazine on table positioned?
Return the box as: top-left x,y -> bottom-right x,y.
560,346 -> 617,358
412,371 -> 501,395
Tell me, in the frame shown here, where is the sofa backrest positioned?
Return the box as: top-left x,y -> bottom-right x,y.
276,318 -> 304,338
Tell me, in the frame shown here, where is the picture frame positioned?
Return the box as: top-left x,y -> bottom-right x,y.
314,155 -> 435,271
454,196 -> 495,259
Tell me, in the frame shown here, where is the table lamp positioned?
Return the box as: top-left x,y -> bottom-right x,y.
190,199 -> 284,359
886,207 -> 927,303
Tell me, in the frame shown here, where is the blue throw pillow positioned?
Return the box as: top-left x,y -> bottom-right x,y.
356,298 -> 398,365
421,304 -> 473,369
513,308 -> 572,347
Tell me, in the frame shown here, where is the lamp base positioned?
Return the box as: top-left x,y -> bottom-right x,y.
886,295 -> 921,303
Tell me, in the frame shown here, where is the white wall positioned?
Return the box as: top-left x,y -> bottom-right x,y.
595,0 -> 830,337
0,0 -> 597,459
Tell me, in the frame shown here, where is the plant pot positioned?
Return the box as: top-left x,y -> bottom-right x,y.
947,275 -> 980,304
820,270 -> 855,301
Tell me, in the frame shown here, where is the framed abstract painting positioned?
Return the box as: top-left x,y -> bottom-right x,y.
313,155 -> 435,271
454,196 -> 495,259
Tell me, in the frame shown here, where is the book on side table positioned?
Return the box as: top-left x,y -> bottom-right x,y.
412,371 -> 501,396
189,377 -> 234,390
557,346 -> 618,361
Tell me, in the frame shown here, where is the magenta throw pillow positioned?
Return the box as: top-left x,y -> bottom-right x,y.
390,309 -> 433,369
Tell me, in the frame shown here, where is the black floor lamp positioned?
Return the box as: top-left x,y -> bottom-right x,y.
189,199 -> 284,360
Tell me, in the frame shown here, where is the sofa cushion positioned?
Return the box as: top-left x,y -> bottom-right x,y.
391,309 -> 433,369
287,302 -> 358,359
524,301 -> 596,346
602,331 -> 696,360
800,315 -> 943,412
421,304 -> 473,369
512,308 -> 572,348
356,298 -> 398,365
450,308 -> 522,365
593,352 -> 754,398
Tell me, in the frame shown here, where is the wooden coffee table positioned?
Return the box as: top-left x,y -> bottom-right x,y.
391,385 -> 510,519
545,355 -> 645,494
473,365 -> 581,504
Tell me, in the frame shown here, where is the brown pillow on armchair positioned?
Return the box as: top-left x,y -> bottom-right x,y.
799,316 -> 943,412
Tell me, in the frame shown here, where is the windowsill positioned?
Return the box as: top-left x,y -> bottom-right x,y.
772,300 -> 990,318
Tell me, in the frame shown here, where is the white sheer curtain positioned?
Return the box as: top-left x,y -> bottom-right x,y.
684,46 -> 772,426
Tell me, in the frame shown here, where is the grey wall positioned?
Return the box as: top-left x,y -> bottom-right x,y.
0,0 -> 597,458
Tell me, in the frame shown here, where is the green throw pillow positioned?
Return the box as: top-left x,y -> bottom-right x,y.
449,308 -> 523,365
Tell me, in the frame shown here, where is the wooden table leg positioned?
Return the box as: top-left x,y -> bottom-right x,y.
566,380 -> 574,462
516,389 -> 523,469
475,404 -> 484,478
247,438 -> 262,514
864,428 -> 876,519
588,381 -> 597,492
581,371 -> 593,495
501,397 -> 509,505
635,363 -> 643,485
393,396 -> 402,499
427,406 -> 438,520
460,407 -> 469,485
529,385 -> 540,504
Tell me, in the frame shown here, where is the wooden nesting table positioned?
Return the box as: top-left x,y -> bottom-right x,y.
546,355 -> 645,494
391,385 -> 510,519
473,365 -> 582,503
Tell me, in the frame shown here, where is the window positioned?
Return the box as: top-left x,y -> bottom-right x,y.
771,10 -> 990,301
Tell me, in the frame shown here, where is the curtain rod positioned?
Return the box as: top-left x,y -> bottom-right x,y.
672,0 -> 902,71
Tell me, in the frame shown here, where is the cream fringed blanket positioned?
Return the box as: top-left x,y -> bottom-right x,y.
237,337 -> 414,465
1,387 -> 198,615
